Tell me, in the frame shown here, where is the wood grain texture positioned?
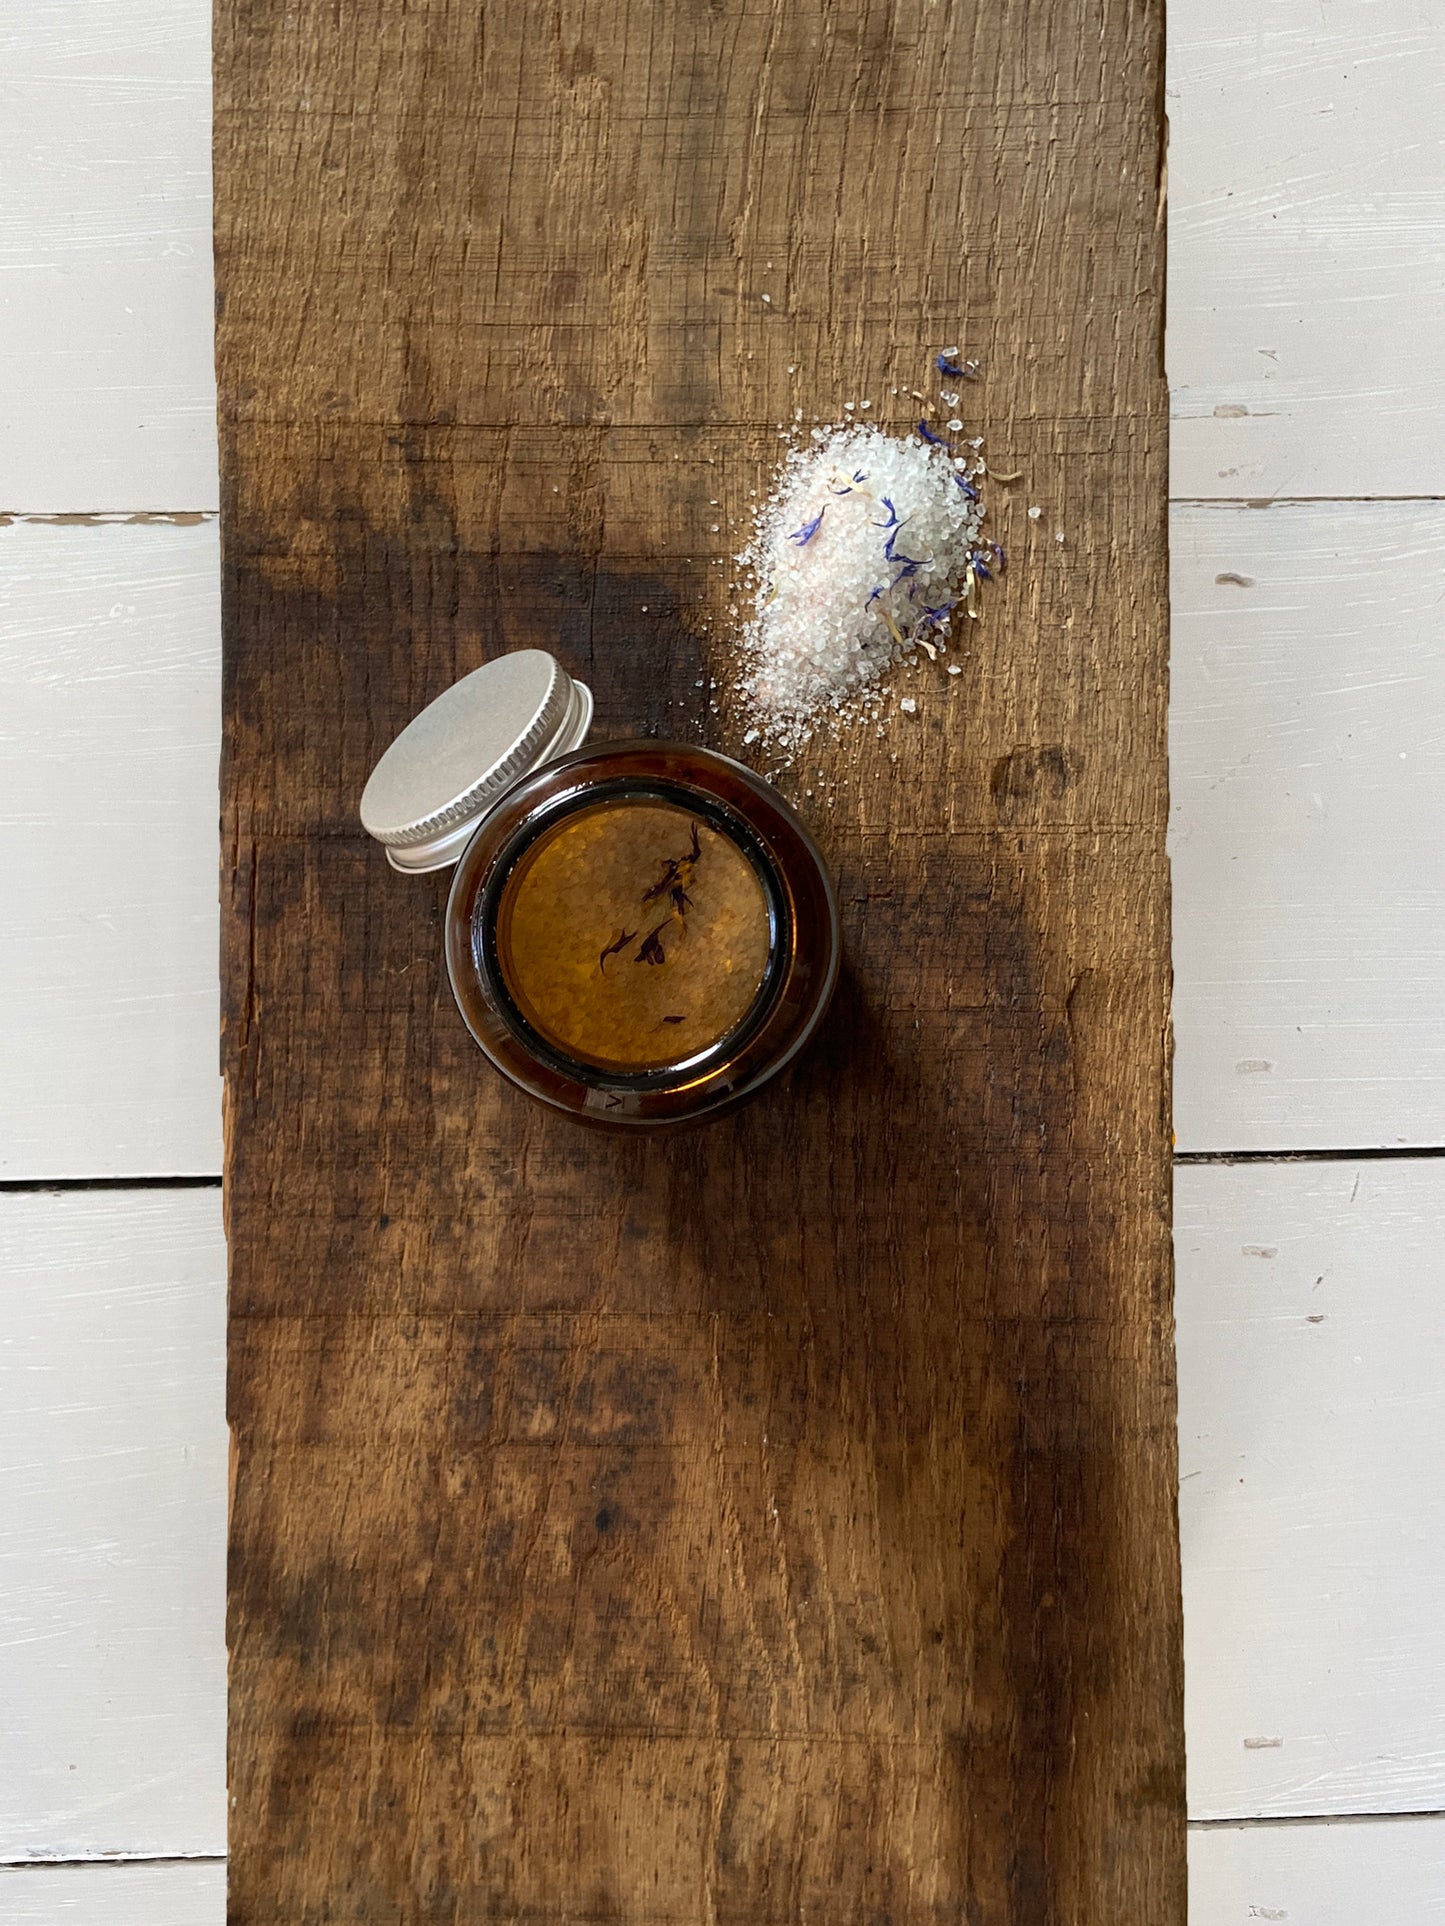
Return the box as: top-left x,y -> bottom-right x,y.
216,2 -> 1181,1919
1170,501 -> 1445,1153
0,2 -> 218,513
1177,1161 -> 1445,1820
1189,1817 -> 1445,1925
0,518 -> 223,1179
0,1191 -> 226,1860
1167,0 -> 1445,501
0,1862 -> 225,1924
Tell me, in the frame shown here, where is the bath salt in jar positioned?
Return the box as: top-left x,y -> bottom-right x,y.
360,650 -> 839,1129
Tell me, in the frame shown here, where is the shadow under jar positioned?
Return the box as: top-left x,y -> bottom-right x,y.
360,652 -> 838,1130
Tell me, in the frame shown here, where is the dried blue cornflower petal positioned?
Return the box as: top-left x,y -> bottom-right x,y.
829,484 -> 854,495
788,509 -> 825,546
954,473 -> 979,501
865,584 -> 886,606
892,556 -> 923,582
936,353 -> 978,379
883,518 -> 915,562
917,420 -> 947,446
989,541 -> 1008,571
873,497 -> 901,530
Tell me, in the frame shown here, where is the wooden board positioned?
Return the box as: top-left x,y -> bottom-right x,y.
1189,1816 -> 1445,1925
213,3 -> 1184,1919
0,518 -> 223,1179
0,1190 -> 226,1860
1177,1161 -> 1445,1819
0,1862 -> 225,1923
0,0 -> 1436,1912
1170,501 -> 1445,1153
3,0 -> 1436,1910
1167,0 -> 1445,502
0,2 -> 218,514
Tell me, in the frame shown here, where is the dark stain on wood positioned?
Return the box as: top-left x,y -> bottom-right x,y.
990,744 -> 1074,810
217,0 -> 1182,1918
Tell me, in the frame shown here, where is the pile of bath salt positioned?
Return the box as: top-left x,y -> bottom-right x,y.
735,415 -> 998,749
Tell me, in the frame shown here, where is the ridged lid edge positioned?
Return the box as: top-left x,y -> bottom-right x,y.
369,659 -> 573,850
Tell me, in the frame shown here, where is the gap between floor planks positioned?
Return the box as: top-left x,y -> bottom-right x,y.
0,1856 -> 226,1871
12,1806 -> 1444,1865
11,1147 -> 1445,1196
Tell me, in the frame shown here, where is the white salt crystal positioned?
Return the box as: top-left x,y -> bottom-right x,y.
899,697 -> 917,714
1027,505 -> 1042,519
733,422 -> 988,751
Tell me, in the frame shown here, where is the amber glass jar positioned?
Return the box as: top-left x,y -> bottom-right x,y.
361,652 -> 838,1130
446,742 -> 838,1128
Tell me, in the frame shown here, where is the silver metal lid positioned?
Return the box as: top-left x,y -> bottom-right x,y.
359,649 -> 594,872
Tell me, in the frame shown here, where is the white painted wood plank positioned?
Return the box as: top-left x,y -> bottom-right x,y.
0,1862 -> 224,1924
1191,1817 -> 1445,1924
0,1190 -> 226,1860
1171,501 -> 1445,1153
1177,1159 -> 1445,1819
0,2 -> 218,513
1190,1817 -> 1445,1925
1168,0 -> 1445,501
0,519 -> 222,1179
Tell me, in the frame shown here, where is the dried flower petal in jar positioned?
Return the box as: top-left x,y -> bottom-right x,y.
492,797 -> 776,1073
